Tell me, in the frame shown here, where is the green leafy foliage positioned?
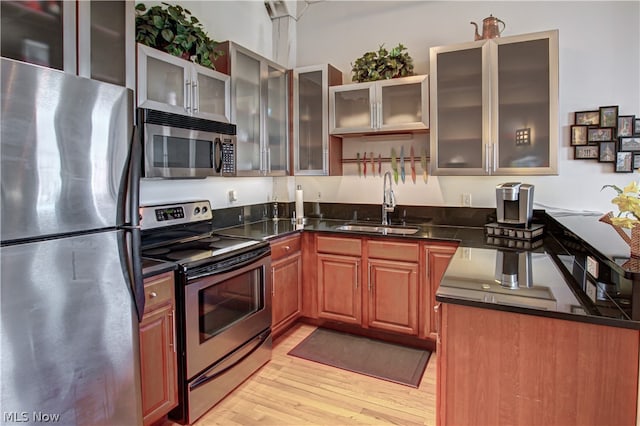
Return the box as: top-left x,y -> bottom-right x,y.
351,43 -> 414,83
135,2 -> 223,69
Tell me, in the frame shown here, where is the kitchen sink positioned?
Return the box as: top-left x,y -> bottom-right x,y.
335,224 -> 420,235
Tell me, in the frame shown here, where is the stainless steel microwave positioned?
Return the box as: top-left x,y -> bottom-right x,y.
138,108 -> 237,178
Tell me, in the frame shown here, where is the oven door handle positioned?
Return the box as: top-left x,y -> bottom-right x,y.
187,246 -> 271,280
189,330 -> 270,390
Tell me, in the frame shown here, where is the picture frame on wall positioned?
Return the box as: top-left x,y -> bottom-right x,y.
587,127 -> 614,143
574,145 -> 599,160
575,110 -> 600,126
570,125 -> 588,145
635,118 -> 640,136
618,115 -> 635,137
634,153 -> 640,170
598,141 -> 616,162
615,151 -> 633,172
599,105 -> 619,128
619,136 -> 640,152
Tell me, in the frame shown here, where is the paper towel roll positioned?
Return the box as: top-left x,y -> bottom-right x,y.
295,185 -> 304,220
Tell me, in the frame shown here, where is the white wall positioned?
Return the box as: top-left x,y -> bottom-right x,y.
294,1 -> 640,214
137,1 -> 279,208
138,1 -> 640,215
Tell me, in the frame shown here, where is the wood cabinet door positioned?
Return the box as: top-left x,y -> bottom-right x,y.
140,302 -> 177,426
272,252 -> 302,336
367,258 -> 418,335
317,253 -> 361,324
423,244 -> 457,340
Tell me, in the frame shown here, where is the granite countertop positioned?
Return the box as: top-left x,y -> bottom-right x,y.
216,214 -> 640,330
142,257 -> 177,278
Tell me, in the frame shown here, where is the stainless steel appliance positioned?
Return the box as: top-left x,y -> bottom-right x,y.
496,182 -> 534,227
140,201 -> 272,424
139,108 -> 237,178
1,58 -> 143,424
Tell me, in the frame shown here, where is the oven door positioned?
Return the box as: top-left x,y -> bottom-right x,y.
143,122 -> 221,178
184,250 -> 271,379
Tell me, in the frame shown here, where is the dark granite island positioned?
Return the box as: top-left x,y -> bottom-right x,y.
435,212 -> 640,426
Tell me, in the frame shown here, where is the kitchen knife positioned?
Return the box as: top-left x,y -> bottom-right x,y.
357,152 -> 361,177
421,148 -> 428,183
391,148 -> 398,184
370,152 -> 375,177
363,151 -> 367,177
410,146 -> 416,183
400,146 -> 406,183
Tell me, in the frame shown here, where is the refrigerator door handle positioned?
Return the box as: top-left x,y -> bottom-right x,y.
131,228 -> 145,322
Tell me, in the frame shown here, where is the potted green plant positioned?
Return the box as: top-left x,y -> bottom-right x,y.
135,2 -> 223,69
351,43 -> 414,83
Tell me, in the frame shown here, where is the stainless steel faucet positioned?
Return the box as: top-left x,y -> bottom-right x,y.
382,171 -> 396,225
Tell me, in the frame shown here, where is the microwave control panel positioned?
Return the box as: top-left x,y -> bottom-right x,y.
220,138 -> 236,176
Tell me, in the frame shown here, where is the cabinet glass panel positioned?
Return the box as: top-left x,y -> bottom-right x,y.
1,1 -> 64,70
235,51 -> 261,172
266,65 -> 288,173
298,70 -> 324,171
90,1 -> 125,85
145,56 -> 185,107
380,83 -> 422,126
334,88 -> 372,129
436,47 -> 483,169
497,39 -> 550,168
197,72 -> 227,118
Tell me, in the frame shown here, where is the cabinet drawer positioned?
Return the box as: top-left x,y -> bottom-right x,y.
270,234 -> 302,261
317,235 -> 362,256
144,272 -> 174,312
368,240 -> 419,262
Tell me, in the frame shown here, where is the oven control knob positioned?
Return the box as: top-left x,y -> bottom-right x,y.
194,207 -> 201,215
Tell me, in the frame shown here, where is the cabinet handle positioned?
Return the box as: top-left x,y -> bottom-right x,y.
149,291 -> 157,298
434,303 -> 441,339
492,143 -> 497,173
192,81 -> 198,112
370,102 -> 375,129
355,261 -> 359,289
185,81 -> 191,113
485,145 -> 490,174
271,267 -> 275,295
368,262 -> 372,291
267,149 -> 272,173
284,245 -> 290,251
169,309 -> 176,353
377,101 -> 382,129
323,149 -> 329,174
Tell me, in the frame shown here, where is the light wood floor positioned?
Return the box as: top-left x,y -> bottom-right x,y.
176,323 -> 437,426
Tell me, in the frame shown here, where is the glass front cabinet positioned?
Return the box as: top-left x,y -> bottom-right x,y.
430,30 -> 559,176
329,75 -> 429,135
137,44 -> 230,123
214,41 -> 289,176
1,0 -> 134,89
293,64 -> 343,175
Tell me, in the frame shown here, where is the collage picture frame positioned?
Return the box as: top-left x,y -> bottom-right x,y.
571,105 -> 640,172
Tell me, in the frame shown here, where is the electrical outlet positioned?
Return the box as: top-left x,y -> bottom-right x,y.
462,193 -> 472,207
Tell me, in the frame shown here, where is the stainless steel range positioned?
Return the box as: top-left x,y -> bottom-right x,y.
140,200 -> 272,424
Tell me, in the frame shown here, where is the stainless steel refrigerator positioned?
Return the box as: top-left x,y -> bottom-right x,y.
1,58 -> 144,425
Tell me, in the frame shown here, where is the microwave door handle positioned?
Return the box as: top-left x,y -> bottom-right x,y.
214,138 -> 223,173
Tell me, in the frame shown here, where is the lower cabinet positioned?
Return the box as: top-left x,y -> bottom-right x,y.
139,272 -> 178,426
437,303 -> 639,425
271,234 -> 302,338
423,244 -> 457,340
315,234 -> 424,337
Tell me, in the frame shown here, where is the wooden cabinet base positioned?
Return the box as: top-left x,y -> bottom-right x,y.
438,303 -> 639,426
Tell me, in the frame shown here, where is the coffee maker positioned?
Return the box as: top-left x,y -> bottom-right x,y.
496,182 -> 534,227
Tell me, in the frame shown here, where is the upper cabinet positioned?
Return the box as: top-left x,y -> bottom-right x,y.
137,43 -> 230,122
329,75 -> 429,136
214,41 -> 289,176
293,64 -> 343,176
0,0 -> 134,89
430,30 -> 559,176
